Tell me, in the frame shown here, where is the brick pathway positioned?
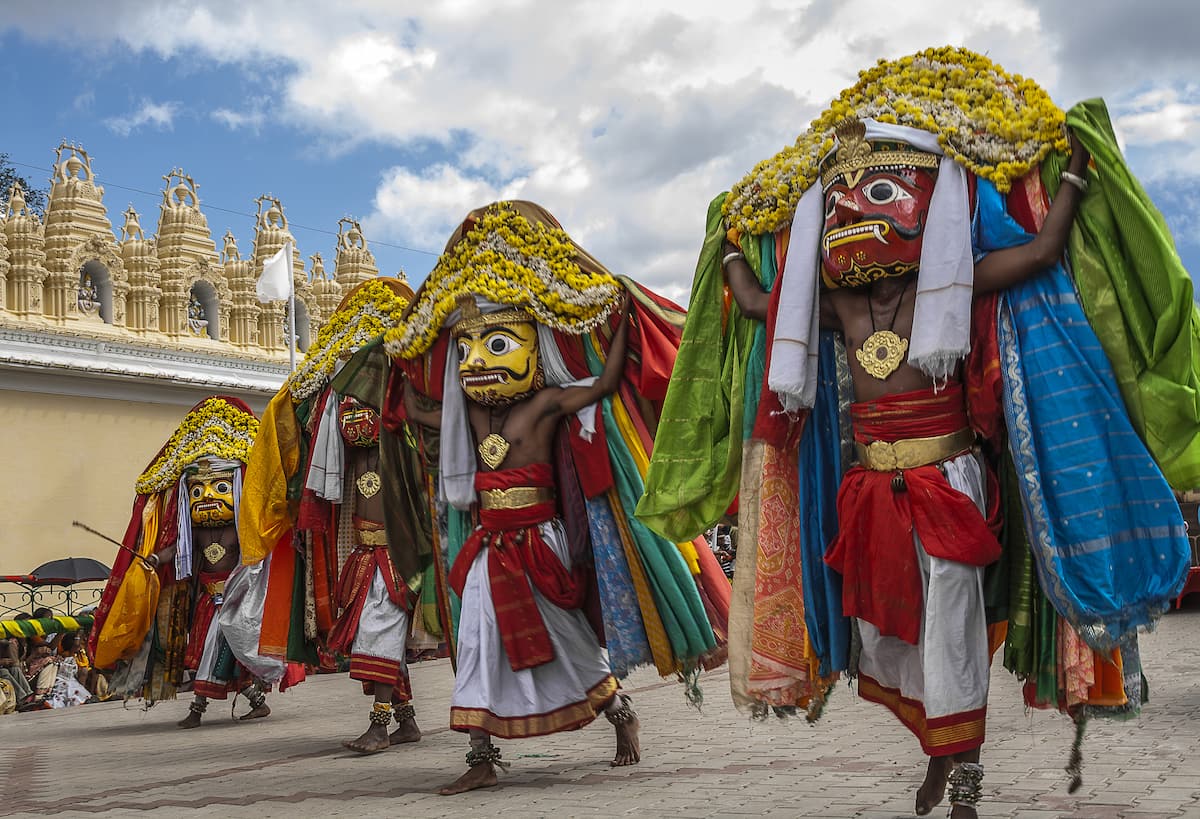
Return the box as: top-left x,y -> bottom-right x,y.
3,602 -> 1199,818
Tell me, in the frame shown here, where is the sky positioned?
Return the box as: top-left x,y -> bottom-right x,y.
2,1 -> 1198,304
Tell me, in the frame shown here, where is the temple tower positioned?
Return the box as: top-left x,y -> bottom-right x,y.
221,230 -> 260,348
1,182 -> 48,319
251,195 -> 307,352
155,169 -> 222,339
333,217 -> 379,289
309,252 -> 343,322
40,143 -> 122,326
118,205 -> 161,334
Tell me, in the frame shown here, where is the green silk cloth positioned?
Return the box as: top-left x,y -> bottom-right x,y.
637,193 -> 769,541
331,339 -> 434,590
1047,99 -> 1200,490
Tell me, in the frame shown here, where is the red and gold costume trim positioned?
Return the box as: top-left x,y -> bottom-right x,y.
349,655 -> 412,700
858,673 -> 986,756
450,675 -> 618,740
825,384 -> 1000,644
448,463 -> 587,672
327,519 -> 407,656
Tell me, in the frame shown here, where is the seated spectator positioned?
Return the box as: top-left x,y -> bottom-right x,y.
46,633 -> 91,708
0,635 -> 35,712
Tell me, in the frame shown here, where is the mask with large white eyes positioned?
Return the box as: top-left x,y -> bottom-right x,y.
456,318 -> 543,406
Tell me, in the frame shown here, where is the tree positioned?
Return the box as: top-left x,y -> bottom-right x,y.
0,152 -> 48,218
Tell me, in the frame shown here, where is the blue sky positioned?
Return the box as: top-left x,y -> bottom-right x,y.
2,1 -> 1199,301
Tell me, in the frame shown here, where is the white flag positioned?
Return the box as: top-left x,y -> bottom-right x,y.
256,241 -> 293,302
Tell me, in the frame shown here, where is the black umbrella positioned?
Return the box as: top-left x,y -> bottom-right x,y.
29,557 -> 111,586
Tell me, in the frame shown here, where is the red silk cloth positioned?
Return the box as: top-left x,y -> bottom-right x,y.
448,463 -> 588,671
183,569 -> 232,670
327,544 -> 407,655
825,384 -> 1001,645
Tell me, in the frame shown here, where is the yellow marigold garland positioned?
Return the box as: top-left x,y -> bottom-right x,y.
289,278 -> 410,400
725,46 -> 1069,237
384,203 -> 621,359
135,397 -> 259,494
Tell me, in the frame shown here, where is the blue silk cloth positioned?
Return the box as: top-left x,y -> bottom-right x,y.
982,179 -> 1189,650
799,332 -> 851,675
586,495 -> 654,677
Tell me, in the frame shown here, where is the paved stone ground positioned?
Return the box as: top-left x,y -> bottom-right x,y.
3,601 -> 1199,818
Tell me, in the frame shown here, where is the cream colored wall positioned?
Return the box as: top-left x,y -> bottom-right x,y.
0,389 -> 194,576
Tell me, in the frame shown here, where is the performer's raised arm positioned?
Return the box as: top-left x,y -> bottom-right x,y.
402,376 -> 442,429
722,241 -> 770,321
974,132 -> 1091,294
554,293 -> 632,417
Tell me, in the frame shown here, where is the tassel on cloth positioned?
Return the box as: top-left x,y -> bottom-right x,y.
1065,713 -> 1089,793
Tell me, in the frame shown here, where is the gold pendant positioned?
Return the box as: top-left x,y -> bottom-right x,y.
856,330 -> 909,380
478,433 -> 510,470
203,542 -> 227,564
356,470 -> 382,499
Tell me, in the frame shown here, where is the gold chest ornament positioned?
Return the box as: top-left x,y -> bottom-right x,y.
856,331 -> 909,380
203,542 -> 228,564
356,470 -> 382,499
478,433 -> 510,470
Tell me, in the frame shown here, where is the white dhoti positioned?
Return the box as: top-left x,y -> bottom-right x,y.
348,566 -> 412,699
450,518 -> 618,739
856,451 -> 990,756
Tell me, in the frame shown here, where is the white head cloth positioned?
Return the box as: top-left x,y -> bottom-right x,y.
766,119 -> 973,411
439,297 -> 600,510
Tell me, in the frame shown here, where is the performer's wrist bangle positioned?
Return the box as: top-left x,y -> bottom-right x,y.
1061,171 -> 1088,193
721,250 -> 745,268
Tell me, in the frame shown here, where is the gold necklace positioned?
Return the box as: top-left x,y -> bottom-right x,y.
855,280 -> 911,380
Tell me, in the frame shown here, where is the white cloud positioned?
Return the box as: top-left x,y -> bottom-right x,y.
360,163 -> 526,254
104,99 -> 178,136
211,101 -> 268,133
1115,87 -> 1200,146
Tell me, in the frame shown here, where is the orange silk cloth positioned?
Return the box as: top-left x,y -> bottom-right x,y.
748,440 -> 829,707
825,384 -> 1001,645
448,463 -> 588,672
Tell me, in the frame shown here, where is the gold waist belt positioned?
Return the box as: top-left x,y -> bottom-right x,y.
355,528 -> 389,547
204,580 -> 226,596
855,428 -> 975,472
479,486 -> 555,511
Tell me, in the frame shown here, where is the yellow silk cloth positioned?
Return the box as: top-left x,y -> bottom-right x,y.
239,388 -> 302,565
93,496 -> 162,668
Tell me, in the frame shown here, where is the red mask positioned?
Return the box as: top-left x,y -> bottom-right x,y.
820,165 -> 937,289
338,397 -> 380,447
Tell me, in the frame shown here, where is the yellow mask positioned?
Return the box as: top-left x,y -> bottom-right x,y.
456,315 -> 543,406
187,468 -> 235,527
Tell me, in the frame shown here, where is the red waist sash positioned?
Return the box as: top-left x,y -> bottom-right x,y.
448,463 -> 587,672
825,384 -> 1000,645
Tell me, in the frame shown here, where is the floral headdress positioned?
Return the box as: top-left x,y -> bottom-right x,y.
725,45 -> 1068,237
135,397 -> 259,494
384,201 -> 622,359
288,277 -> 413,400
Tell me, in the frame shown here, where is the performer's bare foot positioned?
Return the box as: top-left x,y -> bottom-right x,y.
438,763 -> 498,795
389,714 -> 421,744
238,703 -> 270,721
915,755 -> 950,815
342,722 -> 391,754
177,710 -> 203,729
611,714 -> 641,766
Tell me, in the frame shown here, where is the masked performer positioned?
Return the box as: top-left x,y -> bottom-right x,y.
236,278 -> 435,753
89,396 -> 280,727
640,47 -> 1197,819
387,201 -> 727,795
